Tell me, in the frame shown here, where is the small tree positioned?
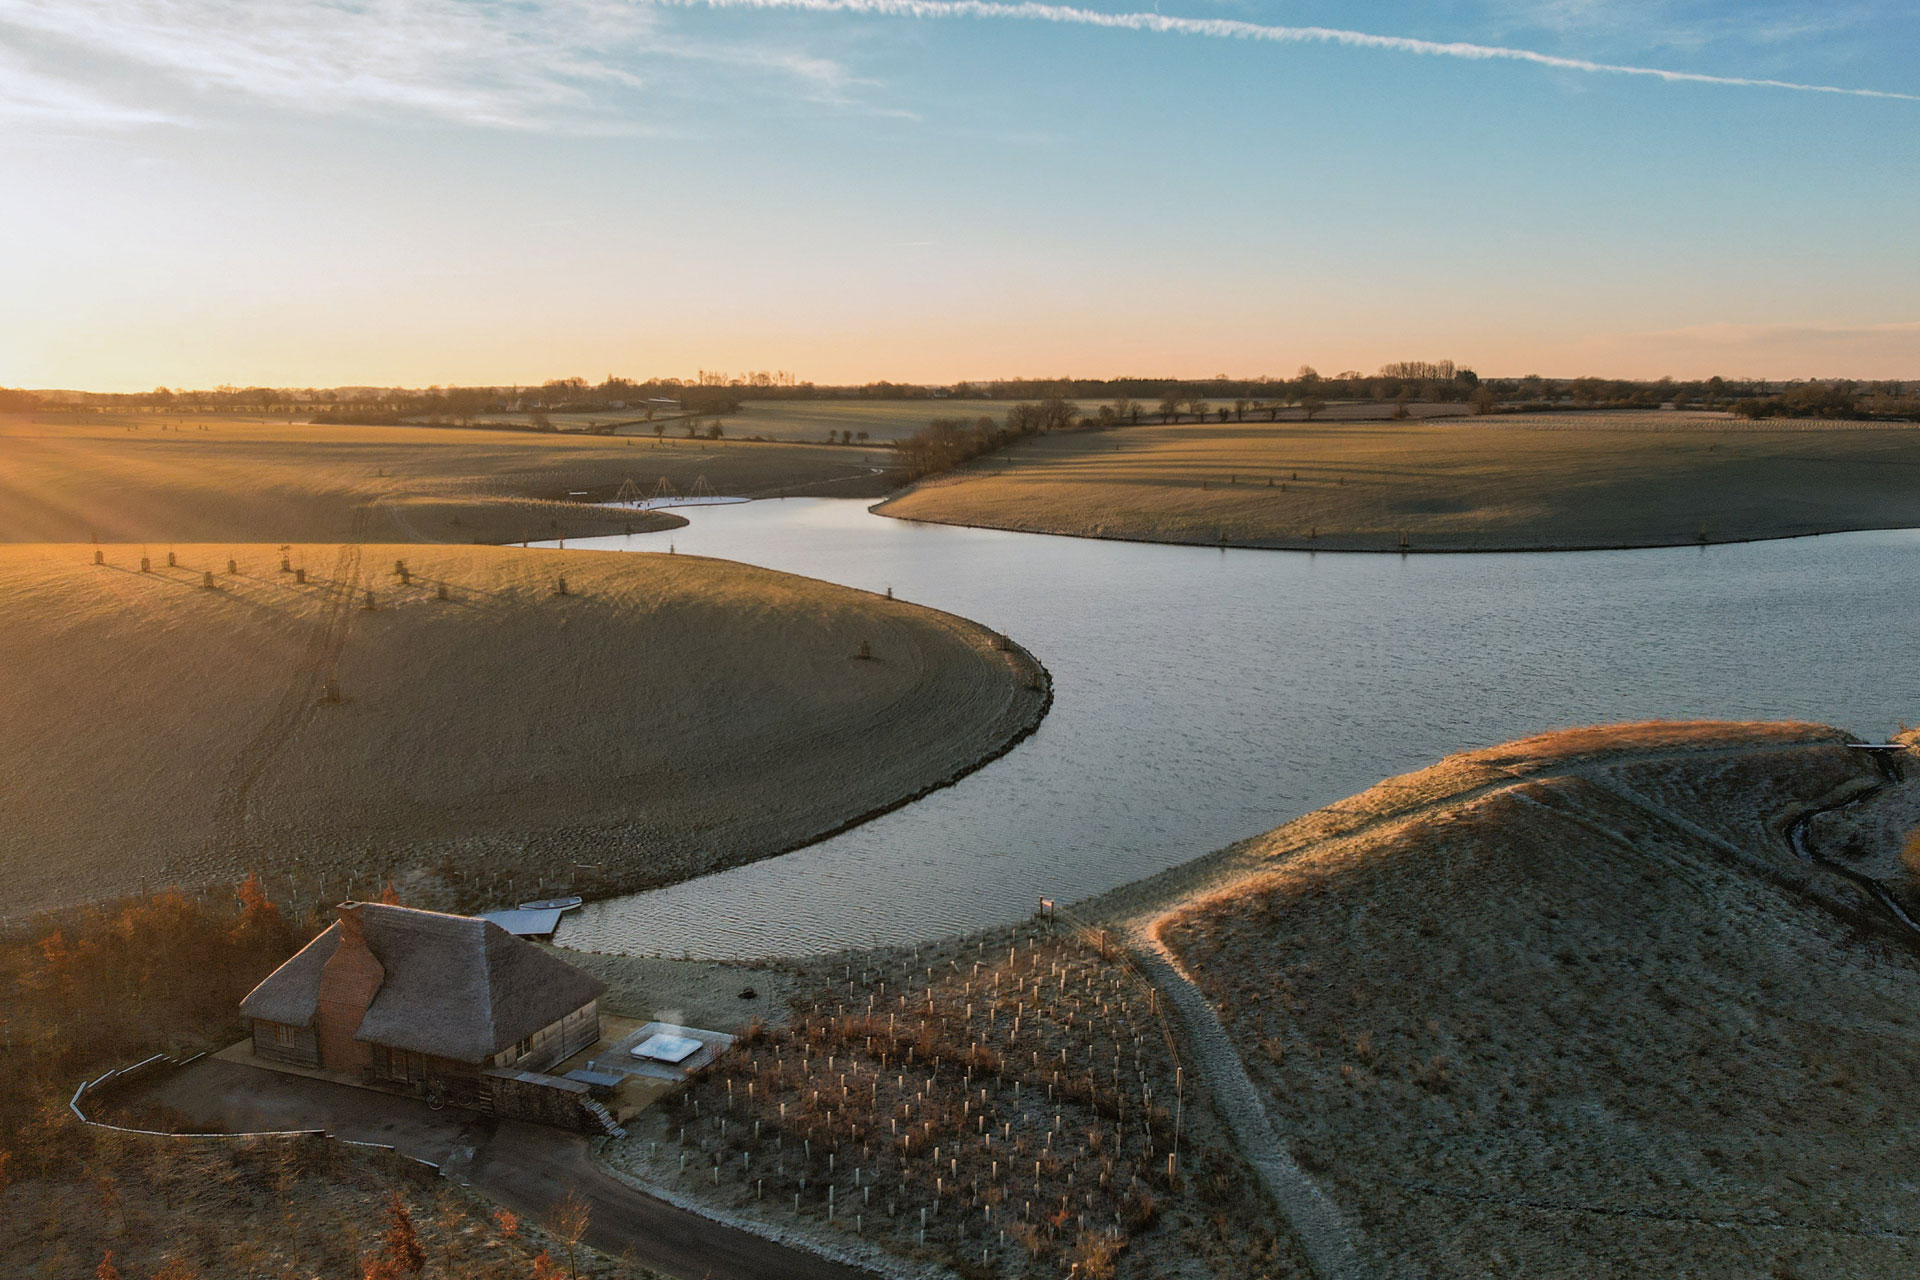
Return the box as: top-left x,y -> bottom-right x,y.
1300,395 -> 1325,421
545,1191 -> 591,1280
362,1190 -> 426,1278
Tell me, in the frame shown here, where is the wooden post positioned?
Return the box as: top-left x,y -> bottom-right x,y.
93,550 -> 103,565
295,568 -> 306,584
140,557 -> 151,573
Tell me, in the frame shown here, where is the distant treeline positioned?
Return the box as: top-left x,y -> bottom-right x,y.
13,367 -> 1919,422
16,376 -> 745,423
896,397 -> 1081,479
1730,382 -> 1876,421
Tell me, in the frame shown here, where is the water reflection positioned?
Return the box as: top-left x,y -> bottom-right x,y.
548,500 -> 1920,959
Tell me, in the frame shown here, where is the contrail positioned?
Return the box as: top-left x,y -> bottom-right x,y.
663,0 -> 1920,103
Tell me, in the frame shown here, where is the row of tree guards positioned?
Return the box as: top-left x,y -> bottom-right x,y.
636,920 -> 1190,1274
91,551 -> 577,603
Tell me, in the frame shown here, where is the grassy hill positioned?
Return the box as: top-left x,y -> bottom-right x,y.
1143,722 -> 1920,1277
0,413 -> 895,546
0,542 -> 1047,920
878,413 -> 1920,551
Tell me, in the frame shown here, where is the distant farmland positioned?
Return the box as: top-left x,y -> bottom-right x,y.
0,412 -> 892,544
878,411 -> 1920,552
710,399 -> 1025,443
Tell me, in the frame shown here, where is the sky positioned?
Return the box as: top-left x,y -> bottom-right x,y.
1,0 -> 1916,390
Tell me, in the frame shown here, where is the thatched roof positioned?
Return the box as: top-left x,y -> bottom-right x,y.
240,903 -> 606,1064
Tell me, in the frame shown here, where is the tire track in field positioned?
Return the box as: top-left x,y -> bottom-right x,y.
196,507 -> 369,881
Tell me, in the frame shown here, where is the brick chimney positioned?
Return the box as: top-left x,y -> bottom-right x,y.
315,903 -> 385,1071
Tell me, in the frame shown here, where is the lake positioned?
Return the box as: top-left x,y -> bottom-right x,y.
550,499 -> 1920,960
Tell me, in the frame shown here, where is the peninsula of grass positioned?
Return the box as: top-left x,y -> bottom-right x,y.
876,412 -> 1920,551
0,542 -> 1048,920
0,413 -> 896,547
1134,721 -> 1920,1277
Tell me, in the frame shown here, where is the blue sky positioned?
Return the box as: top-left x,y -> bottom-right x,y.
2,0 -> 1915,388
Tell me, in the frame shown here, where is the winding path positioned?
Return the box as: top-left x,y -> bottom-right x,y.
1126,926 -> 1368,1280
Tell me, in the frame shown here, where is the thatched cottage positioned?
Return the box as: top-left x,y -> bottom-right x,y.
241,903 -> 607,1121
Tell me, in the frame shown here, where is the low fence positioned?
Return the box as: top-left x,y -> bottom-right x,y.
68,1052 -> 444,1173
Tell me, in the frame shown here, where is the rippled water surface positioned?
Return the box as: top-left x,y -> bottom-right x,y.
553,500 -> 1920,960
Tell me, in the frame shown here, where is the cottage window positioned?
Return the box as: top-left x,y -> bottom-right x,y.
516,1036 -> 533,1059
272,1023 -> 298,1048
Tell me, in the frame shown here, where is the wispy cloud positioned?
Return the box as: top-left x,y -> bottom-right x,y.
668,0 -> 1920,102
0,0 -> 864,129
3,0 -> 1909,136
0,44 -> 179,126
1497,0 -> 1873,51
